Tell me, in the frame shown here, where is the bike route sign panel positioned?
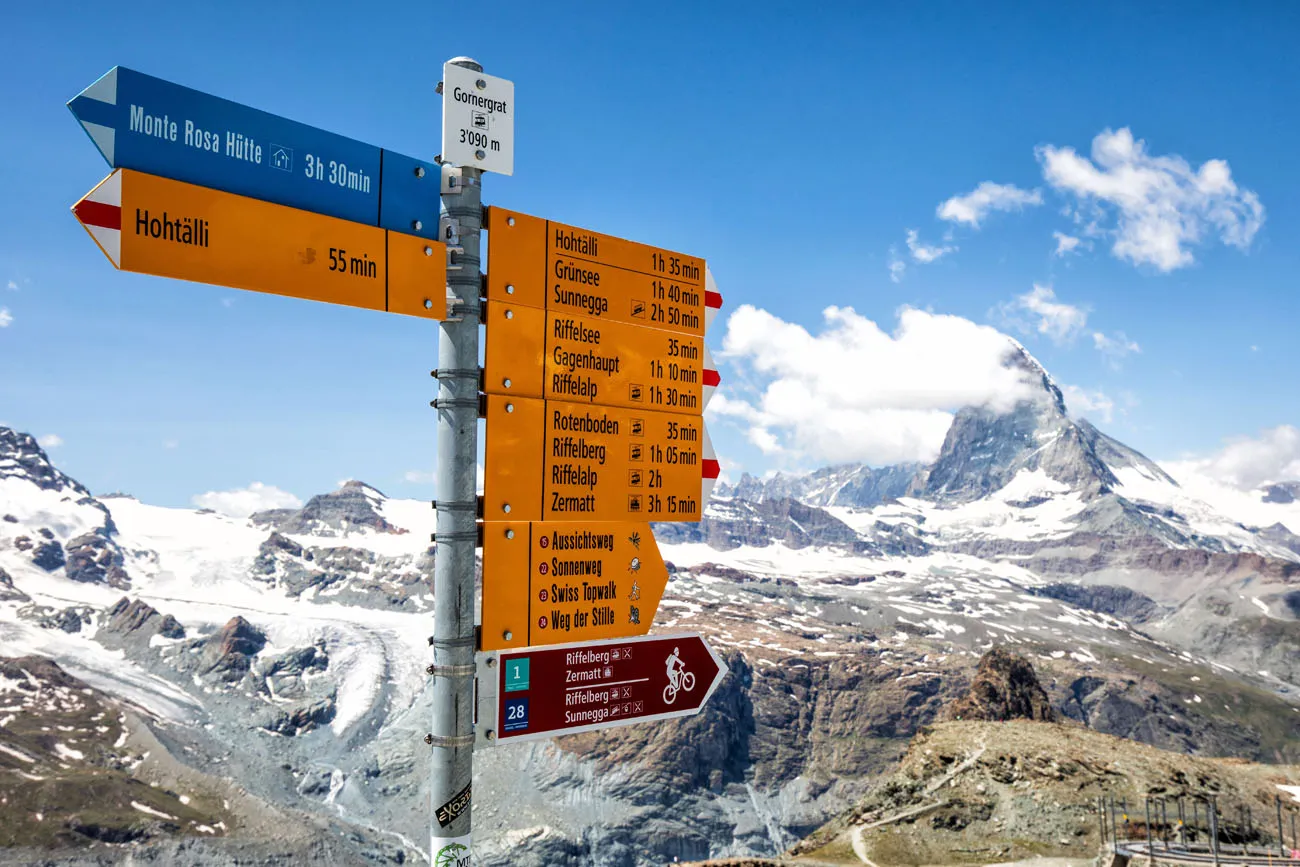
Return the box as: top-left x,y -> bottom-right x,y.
485,632 -> 726,743
68,66 -> 442,239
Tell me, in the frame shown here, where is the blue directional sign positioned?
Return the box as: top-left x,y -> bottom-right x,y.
68,67 -> 441,240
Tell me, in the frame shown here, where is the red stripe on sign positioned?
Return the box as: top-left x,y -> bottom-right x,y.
702,459 -> 720,480
705,291 -> 723,309
703,369 -> 721,387
74,200 -> 121,230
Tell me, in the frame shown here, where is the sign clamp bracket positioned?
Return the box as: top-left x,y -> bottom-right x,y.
475,652 -> 499,747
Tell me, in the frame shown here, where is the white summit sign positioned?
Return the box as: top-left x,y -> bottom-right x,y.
441,62 -> 514,176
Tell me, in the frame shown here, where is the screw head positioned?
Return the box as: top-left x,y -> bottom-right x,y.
487,657 -> 497,668
503,378 -> 512,388
423,733 -> 434,745
507,217 -> 516,227
476,78 -> 487,90
486,729 -> 496,741
505,403 -> 514,413
502,503 -> 511,514
415,166 -> 426,178
505,284 -> 515,294
505,310 -> 514,320
412,220 -> 423,231
505,529 -> 515,539
503,631 -> 512,640
426,664 -> 435,675
424,246 -> 433,256
475,149 -> 486,160
423,299 -> 433,310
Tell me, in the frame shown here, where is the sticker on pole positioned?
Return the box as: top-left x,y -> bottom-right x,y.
431,833 -> 473,867
442,63 -> 514,176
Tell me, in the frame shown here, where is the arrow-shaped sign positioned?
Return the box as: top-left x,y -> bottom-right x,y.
477,632 -> 727,744
72,169 -> 448,319
69,66 -> 442,239
480,521 -> 670,651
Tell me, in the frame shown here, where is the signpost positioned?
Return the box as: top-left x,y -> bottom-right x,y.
477,633 -> 726,744
68,66 -> 443,239
480,521 -> 671,651
482,394 -> 719,523
485,208 -> 722,336
70,57 -> 728,866
484,305 -> 718,412
72,169 -> 448,319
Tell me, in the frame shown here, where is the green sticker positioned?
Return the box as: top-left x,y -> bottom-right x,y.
504,657 -> 530,692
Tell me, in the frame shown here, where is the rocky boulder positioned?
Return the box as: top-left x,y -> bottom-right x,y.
65,533 -> 130,588
261,696 -> 336,736
946,647 -> 1055,723
31,538 -> 65,571
103,597 -> 185,639
199,616 -> 267,682
0,567 -> 28,602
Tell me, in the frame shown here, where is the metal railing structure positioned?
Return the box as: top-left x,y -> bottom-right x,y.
1096,793 -> 1300,865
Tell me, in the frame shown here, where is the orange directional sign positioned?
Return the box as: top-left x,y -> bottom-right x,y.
480,521 -> 669,651
482,394 -> 719,523
485,208 -> 722,336
484,305 -> 718,414
72,169 -> 448,318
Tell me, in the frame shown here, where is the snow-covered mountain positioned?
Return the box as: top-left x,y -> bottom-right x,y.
3,342 -> 1299,865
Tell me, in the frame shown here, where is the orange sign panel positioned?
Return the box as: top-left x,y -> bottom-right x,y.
484,305 -> 713,414
482,394 -> 719,523
480,521 -> 669,651
486,208 -> 716,337
72,169 -> 447,319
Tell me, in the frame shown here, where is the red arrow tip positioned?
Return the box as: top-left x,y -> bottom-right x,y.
73,199 -> 121,230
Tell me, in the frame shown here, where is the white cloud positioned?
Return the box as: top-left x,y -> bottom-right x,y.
1171,426 -> 1300,490
905,229 -> 957,263
1092,331 -> 1141,367
1037,127 -> 1264,271
192,483 -> 302,518
714,305 -> 1036,465
37,434 -> 63,449
162,439 -> 179,449
404,464 -> 485,492
1052,231 -> 1082,256
937,181 -> 1043,228
1000,284 -> 1088,344
5,281 -> 17,291
1060,385 -> 1115,424
887,248 -> 906,283
0,309 -> 11,328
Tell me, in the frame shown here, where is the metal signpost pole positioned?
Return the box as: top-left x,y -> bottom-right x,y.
430,55 -> 486,865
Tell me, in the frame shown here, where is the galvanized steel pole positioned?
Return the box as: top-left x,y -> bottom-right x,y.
430,55 -> 485,862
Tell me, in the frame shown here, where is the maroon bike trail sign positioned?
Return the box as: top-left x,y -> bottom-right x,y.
482,632 -> 726,743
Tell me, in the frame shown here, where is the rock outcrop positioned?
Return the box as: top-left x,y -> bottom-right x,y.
946,647 -> 1055,723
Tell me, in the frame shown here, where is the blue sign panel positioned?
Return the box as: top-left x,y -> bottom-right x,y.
68,67 -> 440,240
503,697 -> 530,732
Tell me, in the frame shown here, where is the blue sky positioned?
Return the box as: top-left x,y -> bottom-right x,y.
2,1 -> 1299,510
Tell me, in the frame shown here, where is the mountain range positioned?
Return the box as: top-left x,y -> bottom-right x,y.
2,340 -> 1299,865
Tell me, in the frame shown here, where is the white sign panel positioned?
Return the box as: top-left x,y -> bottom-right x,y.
441,63 -> 514,176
